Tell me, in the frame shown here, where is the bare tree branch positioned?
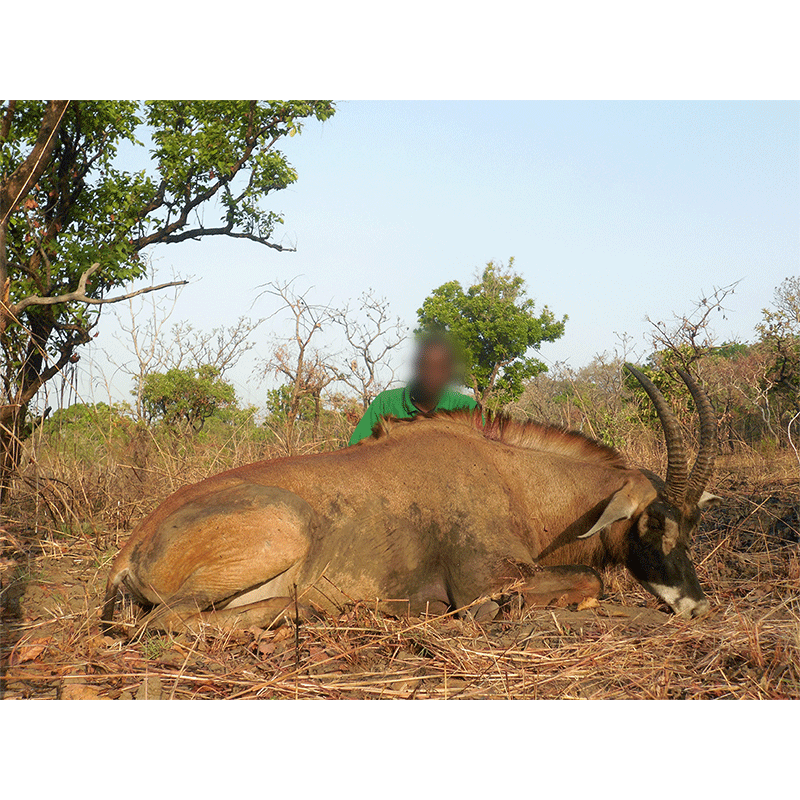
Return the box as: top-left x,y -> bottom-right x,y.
9,262 -> 188,317
646,281 -> 741,366
332,290 -> 406,409
157,225 -> 291,250
258,278 -> 339,452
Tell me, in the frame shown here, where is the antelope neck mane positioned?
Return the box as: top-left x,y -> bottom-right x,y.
371,408 -> 627,468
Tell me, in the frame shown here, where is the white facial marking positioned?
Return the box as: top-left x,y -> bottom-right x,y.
649,583 -> 681,607
647,584 -> 707,618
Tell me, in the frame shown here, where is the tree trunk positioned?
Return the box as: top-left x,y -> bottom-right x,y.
285,394 -> 301,456
0,308 -> 63,503
313,391 -> 321,441
0,402 -> 27,505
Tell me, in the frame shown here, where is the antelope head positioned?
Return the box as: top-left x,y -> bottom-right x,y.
581,364 -> 722,618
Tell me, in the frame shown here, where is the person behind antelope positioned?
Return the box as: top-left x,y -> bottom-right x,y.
348,332 -> 477,446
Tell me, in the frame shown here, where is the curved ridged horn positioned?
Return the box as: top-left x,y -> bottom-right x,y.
675,367 -> 717,507
625,363 -> 688,506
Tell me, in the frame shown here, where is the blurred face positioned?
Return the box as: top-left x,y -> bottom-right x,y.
414,343 -> 455,401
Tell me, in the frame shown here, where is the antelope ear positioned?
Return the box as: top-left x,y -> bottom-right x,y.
697,491 -> 723,509
662,517 -> 679,555
578,483 -> 640,539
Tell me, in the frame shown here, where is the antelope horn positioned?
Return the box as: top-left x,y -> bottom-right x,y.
675,367 -> 717,508
625,364 -> 689,506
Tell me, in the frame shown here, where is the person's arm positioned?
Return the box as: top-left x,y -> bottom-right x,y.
347,397 -> 383,446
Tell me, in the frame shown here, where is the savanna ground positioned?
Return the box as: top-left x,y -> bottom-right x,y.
1,101 -> 798,701
2,433 -> 798,700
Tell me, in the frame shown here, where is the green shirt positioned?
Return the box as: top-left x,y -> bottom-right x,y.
348,386 -> 478,446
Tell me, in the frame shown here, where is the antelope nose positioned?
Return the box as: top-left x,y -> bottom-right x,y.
691,598 -> 711,619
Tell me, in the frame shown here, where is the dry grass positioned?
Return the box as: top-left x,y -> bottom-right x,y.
10,416 -> 351,539
2,449 -> 797,701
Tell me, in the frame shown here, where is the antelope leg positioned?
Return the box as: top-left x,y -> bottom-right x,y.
521,565 -> 603,607
142,596 -> 318,634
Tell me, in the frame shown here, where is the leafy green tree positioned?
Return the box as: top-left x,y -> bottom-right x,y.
40,401 -> 135,461
44,401 -> 131,433
0,100 -> 334,495
265,384 -> 315,424
141,365 -> 236,433
416,259 -> 566,408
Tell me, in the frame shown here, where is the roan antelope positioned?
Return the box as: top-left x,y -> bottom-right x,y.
102,365 -> 721,632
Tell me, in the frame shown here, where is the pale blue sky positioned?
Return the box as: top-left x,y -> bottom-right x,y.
78,101 -> 798,409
